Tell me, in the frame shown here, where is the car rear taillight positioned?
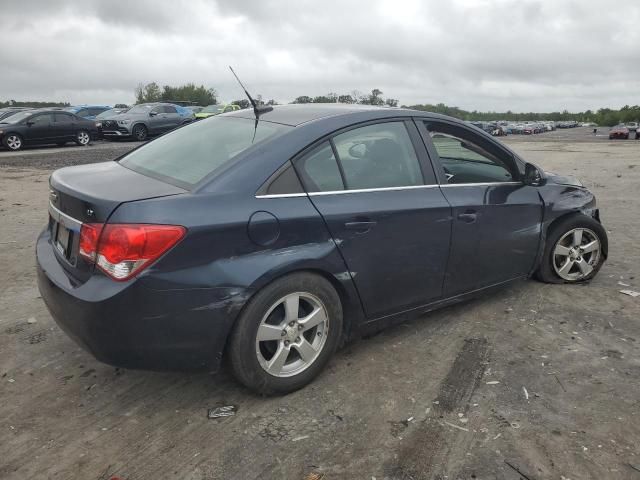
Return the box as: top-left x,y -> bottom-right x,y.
78,223 -> 186,281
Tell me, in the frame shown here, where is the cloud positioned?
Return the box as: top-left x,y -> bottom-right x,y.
0,0 -> 639,111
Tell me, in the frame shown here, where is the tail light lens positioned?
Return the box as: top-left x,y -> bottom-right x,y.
79,223 -> 186,281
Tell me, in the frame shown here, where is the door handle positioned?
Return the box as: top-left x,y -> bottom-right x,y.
457,212 -> 477,223
345,221 -> 377,233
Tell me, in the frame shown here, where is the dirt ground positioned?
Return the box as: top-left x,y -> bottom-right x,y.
1,130 -> 639,479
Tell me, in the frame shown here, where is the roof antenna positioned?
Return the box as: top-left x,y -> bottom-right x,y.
229,66 -> 273,118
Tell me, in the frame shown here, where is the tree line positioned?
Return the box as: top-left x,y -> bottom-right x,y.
1,100 -> 69,108
404,103 -> 640,126
4,84 -> 639,126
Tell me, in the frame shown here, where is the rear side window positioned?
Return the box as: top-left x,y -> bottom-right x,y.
164,106 -> 177,114
54,113 -> 73,122
295,142 -> 344,192
120,117 -> 291,189
332,122 -> 424,190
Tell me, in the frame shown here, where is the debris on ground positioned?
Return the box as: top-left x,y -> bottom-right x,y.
504,460 -> 534,480
442,420 -> 470,432
292,435 -> 309,442
486,381 -> 500,385
207,405 -> 237,419
27,317 -> 37,324
620,289 -> 640,297
523,386 -> 529,400
303,473 -> 324,480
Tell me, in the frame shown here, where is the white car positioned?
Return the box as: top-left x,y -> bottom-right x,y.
625,122 -> 639,132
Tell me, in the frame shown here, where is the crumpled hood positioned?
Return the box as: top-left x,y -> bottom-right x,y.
544,171 -> 583,187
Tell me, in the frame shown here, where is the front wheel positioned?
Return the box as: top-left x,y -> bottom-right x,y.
228,272 -> 343,395
536,215 -> 607,284
75,130 -> 90,146
132,124 -> 148,141
3,133 -> 23,151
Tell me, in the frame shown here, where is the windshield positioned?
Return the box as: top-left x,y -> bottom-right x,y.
119,117 -> 291,188
1,111 -> 34,124
202,105 -> 225,113
127,105 -> 154,114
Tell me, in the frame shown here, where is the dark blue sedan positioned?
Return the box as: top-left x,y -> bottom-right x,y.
37,104 -> 607,394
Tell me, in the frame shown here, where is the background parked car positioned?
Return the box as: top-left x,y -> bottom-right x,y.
0,107 -> 33,122
101,103 -> 193,141
186,105 -> 204,114
625,121 -> 639,132
64,105 -> 111,120
609,124 -> 629,139
0,109 -> 97,151
195,103 -> 241,120
94,107 -> 129,137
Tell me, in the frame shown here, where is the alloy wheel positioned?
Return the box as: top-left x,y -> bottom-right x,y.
255,292 -> 329,378
6,135 -> 22,150
77,131 -> 90,145
553,227 -> 601,281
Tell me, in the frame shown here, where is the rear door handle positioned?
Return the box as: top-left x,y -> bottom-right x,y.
457,212 -> 477,223
345,221 -> 377,233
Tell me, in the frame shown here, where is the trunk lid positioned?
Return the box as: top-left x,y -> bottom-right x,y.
48,161 -> 186,283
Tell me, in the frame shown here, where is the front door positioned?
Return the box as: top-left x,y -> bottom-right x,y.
294,120 -> 452,319
53,113 -> 77,140
24,113 -> 55,144
419,120 -> 543,296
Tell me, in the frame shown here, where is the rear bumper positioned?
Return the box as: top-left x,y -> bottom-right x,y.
36,228 -> 248,372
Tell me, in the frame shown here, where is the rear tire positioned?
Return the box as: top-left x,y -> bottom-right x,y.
3,133 -> 23,151
75,130 -> 90,146
132,124 -> 148,141
228,272 -> 343,395
535,214 -> 607,284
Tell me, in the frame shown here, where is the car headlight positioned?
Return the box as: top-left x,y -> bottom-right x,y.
117,119 -> 131,125
95,122 -> 102,128
0,130 -> 3,135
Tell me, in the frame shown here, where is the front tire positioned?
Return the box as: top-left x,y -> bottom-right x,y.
228,272 -> 343,395
132,124 -> 148,141
3,133 -> 23,151
536,214 -> 607,284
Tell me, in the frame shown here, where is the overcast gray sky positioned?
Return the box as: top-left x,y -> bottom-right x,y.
1,0 -> 639,111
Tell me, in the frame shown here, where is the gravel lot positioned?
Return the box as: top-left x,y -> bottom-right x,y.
1,129 -> 639,479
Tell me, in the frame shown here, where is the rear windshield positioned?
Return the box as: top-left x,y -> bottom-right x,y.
119,116 -> 291,189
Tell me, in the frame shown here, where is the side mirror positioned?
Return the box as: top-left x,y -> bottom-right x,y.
149,111 -> 158,117
524,162 -> 546,186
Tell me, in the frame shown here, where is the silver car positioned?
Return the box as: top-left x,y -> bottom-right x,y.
101,103 -> 194,141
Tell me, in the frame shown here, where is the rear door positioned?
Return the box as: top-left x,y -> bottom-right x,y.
162,105 -> 183,130
418,119 -> 543,296
24,113 -> 56,144
294,120 -> 452,319
53,113 -> 77,140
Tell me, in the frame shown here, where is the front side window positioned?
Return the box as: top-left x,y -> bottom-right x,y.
425,122 -> 517,184
163,106 -> 177,114
76,109 -> 89,117
332,122 -> 424,190
295,142 -> 344,192
120,117 -> 291,189
31,114 -> 53,126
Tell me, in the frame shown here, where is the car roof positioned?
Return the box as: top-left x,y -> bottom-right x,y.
223,103 -> 423,126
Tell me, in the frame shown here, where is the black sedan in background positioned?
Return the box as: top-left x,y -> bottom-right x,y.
37,105 -> 607,395
0,110 -> 98,151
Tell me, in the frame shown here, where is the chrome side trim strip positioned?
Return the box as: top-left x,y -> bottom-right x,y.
48,202 -> 82,232
255,193 -> 309,199
439,181 -> 523,188
254,181 -> 523,199
308,184 -> 441,196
